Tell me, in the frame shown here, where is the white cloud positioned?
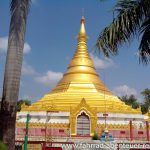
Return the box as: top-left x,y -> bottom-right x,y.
90,54 -> 115,69
35,70 -> 63,86
0,36 -> 31,54
22,61 -> 37,76
112,85 -> 137,97
21,61 -> 63,87
22,95 -> 33,100
20,81 -> 24,87
0,36 -> 8,53
24,43 -> 31,54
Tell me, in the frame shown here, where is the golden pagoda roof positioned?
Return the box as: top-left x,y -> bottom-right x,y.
51,16 -> 111,95
22,17 -> 142,114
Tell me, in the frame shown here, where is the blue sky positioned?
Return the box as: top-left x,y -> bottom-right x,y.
0,0 -> 150,102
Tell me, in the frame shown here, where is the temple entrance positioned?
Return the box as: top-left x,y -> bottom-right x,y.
77,112 -> 90,136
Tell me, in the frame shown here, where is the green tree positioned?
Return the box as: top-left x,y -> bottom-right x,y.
141,103 -> 148,114
141,88 -> 150,103
120,94 -> 139,109
0,0 -> 30,149
96,0 -> 150,64
0,141 -> 8,150
141,88 -> 150,114
17,99 -> 31,111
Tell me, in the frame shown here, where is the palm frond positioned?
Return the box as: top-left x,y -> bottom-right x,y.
96,0 -> 150,61
139,16 -> 150,64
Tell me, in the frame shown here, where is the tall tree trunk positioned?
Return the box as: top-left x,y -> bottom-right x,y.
0,0 -> 30,149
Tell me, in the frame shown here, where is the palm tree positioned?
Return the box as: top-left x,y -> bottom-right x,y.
96,0 -> 150,64
0,0 -> 30,149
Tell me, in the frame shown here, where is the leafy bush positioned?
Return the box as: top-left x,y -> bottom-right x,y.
0,141 -> 8,150
92,133 -> 99,140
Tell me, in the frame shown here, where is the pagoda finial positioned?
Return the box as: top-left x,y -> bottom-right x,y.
78,16 -> 87,38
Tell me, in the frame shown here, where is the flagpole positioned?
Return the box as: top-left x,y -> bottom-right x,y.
24,113 -> 30,150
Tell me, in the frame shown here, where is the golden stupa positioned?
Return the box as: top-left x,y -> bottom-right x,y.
22,16 -> 141,114
18,17 -> 148,138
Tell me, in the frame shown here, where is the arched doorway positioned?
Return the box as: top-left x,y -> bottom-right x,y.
77,112 -> 90,135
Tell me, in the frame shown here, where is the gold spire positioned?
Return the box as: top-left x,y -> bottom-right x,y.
78,16 -> 87,37
51,16 -> 111,95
